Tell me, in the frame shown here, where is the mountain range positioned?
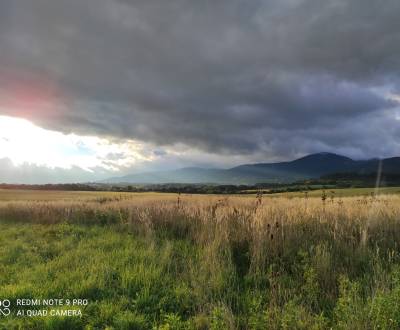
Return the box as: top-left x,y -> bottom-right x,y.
103,152 -> 400,185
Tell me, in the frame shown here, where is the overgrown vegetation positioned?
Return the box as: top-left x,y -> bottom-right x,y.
1,192 -> 400,329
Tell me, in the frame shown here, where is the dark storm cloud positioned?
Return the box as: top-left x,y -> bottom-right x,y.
0,0 -> 400,159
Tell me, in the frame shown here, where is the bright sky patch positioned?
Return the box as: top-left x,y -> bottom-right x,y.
0,115 -> 151,171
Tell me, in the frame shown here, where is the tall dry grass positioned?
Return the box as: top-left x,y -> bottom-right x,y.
2,194 -> 400,283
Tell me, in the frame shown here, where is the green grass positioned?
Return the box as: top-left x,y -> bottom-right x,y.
0,223 -> 197,329
1,193 -> 400,328
2,221 -> 400,329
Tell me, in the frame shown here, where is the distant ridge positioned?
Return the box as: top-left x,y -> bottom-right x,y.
103,153 -> 400,184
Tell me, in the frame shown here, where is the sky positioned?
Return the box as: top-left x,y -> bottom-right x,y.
0,0 -> 400,183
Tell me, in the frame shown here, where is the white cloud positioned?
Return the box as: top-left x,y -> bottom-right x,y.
0,115 -> 154,171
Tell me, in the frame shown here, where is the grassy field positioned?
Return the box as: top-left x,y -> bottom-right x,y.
243,186 -> 400,198
2,185 -> 400,201
0,189 -> 168,201
272,186 -> 400,198
1,189 -> 400,329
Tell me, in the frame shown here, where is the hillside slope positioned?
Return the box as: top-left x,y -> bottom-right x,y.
103,153 -> 400,184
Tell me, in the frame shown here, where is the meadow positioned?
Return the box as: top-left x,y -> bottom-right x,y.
1,189 -> 400,329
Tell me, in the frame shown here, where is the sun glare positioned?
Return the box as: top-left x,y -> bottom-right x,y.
0,115 -> 150,171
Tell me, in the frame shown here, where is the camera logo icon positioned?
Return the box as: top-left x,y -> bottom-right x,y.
0,300 -> 11,316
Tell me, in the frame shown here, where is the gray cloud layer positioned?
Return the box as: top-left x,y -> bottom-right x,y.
1,0 -> 400,161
